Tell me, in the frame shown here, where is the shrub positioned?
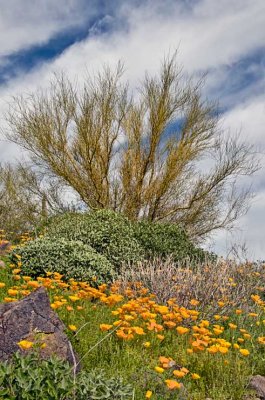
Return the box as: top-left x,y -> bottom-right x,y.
133,220 -> 209,263
11,237 -> 116,284
46,210 -> 144,271
77,369 -> 134,399
119,257 -> 264,312
0,351 -> 133,399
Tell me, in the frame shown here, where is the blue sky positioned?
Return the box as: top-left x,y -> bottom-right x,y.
0,0 -> 264,258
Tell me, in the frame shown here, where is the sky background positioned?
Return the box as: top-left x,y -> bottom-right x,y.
0,0 -> 264,259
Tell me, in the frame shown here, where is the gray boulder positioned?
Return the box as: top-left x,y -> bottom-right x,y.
249,375 -> 265,399
0,287 -> 79,370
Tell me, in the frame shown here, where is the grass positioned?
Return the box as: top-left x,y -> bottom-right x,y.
0,254 -> 264,399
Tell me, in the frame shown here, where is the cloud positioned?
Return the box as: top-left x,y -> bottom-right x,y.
1,0 -> 265,92
204,47 -> 265,111
222,95 -> 265,147
0,0 -> 94,59
211,95 -> 265,260
211,188 -> 265,260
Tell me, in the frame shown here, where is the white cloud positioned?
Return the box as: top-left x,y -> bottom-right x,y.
211,95 -> 265,259
0,0 -> 98,60
40,0 -> 265,83
221,96 -> 265,147
211,188 -> 265,260
1,0 -> 263,87
1,0 -> 265,94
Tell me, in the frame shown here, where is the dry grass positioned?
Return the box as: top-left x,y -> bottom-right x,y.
119,257 -> 265,317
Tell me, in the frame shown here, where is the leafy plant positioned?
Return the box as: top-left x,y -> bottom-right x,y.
0,352 -> 74,400
46,210 -> 144,270
0,352 -> 133,399
11,237 -> 116,285
45,210 -> 211,269
133,221 -> 211,263
77,369 -> 134,399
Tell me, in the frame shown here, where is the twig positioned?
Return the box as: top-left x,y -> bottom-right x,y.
72,322 -> 122,372
75,321 -> 90,336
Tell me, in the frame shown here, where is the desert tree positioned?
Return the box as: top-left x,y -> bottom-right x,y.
0,162 -> 73,236
5,55 -> 259,241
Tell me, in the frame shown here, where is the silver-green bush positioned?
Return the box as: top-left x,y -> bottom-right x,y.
133,221 -> 211,263
12,237 -> 116,284
46,210 -> 144,270
0,352 -> 134,399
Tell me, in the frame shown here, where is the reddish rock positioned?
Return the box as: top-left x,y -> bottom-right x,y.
0,287 -> 79,370
0,241 -> 11,255
249,375 -> 265,399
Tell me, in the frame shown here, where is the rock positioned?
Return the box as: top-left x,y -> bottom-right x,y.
0,260 -> 5,269
243,397 -> 260,400
249,375 -> 265,399
0,287 -> 79,371
0,240 -> 11,255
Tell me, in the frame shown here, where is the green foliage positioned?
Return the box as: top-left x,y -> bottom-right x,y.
77,369 -> 134,399
133,221 -> 211,263
0,352 -> 133,400
11,237 -> 116,284
45,210 -> 211,268
0,352 -> 73,400
16,210 -> 211,284
46,210 -> 144,270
